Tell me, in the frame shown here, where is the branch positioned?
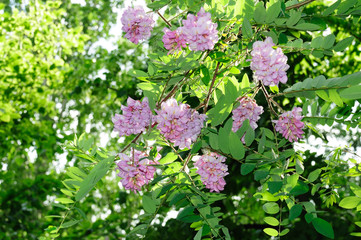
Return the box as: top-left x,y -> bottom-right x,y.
203,62 -> 221,112
157,11 -> 172,27
286,0 -> 316,11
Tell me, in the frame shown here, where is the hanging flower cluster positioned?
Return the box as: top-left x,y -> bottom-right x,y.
116,149 -> 160,192
162,7 -> 218,53
162,28 -> 187,54
193,152 -> 228,192
232,97 -> 264,136
181,7 -> 219,51
121,6 -> 154,44
155,98 -> 207,149
273,107 -> 305,142
250,37 -> 289,87
112,97 -> 152,137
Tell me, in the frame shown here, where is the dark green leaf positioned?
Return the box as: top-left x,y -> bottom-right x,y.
289,204 -> 303,220
312,218 -> 334,239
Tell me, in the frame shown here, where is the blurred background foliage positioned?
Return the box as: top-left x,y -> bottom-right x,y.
0,0 -> 360,239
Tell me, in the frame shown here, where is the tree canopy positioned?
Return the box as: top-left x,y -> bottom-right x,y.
1,0 -> 361,239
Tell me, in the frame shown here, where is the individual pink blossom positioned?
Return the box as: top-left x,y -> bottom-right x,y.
121,6 -> 154,44
181,7 -> 218,51
250,37 -> 289,86
193,152 -> 228,192
232,97 -> 263,142
116,149 -> 160,193
273,107 -> 305,142
162,27 -> 187,54
155,98 -> 206,149
112,97 -> 152,137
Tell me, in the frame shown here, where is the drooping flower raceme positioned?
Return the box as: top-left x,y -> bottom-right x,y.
112,97 -> 152,137
181,7 -> 218,51
193,152 -> 228,192
162,27 -> 187,54
121,6 -> 154,44
116,149 -> 159,193
155,98 -> 206,149
232,97 -> 264,137
250,37 -> 289,86
273,107 -> 305,142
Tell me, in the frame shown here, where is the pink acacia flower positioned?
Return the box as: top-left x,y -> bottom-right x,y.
181,7 -> 218,51
112,97 -> 152,137
232,97 -> 263,142
273,107 -> 305,142
116,149 -> 160,193
193,152 -> 228,192
121,6 -> 154,44
162,27 -> 187,54
250,37 -> 289,86
155,98 -> 206,149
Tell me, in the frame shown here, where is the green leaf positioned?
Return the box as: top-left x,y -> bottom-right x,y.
55,198 -> 74,204
289,204 -> 303,220
241,73 -> 250,89
75,157 -> 114,201
244,126 -> 255,146
290,181 -> 309,196
286,11 -> 302,27
128,69 -> 148,78
254,2 -> 267,24
263,202 -> 280,214
142,195 -> 157,214
254,169 -> 269,181
293,23 -> 321,31
264,216 -> 279,226
323,0 -> 341,16
218,127 -> 230,154
308,169 -> 322,182
241,163 -> 256,175
280,229 -> 290,236
263,228 -> 279,236
312,218 -> 334,239
323,34 -> 336,49
60,189 -> 74,197
339,196 -> 361,209
159,152 -> 178,164
328,89 -> 343,107
194,227 -> 203,240
61,220 -> 81,228
339,85 -> 361,100
268,181 -> 283,194
242,18 -> 253,38
200,65 -> 211,85
333,37 -> 354,52
229,132 -> 245,160
265,1 -> 280,23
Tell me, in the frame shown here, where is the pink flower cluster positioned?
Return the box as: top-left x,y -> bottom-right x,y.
112,97 -> 152,136
232,97 -> 264,136
121,6 -> 154,44
273,107 -> 305,142
116,149 -> 159,192
250,37 -> 289,87
162,28 -> 187,54
162,7 -> 218,53
193,152 -> 228,192
155,98 -> 206,149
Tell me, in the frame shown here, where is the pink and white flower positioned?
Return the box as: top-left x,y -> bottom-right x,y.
155,98 -> 206,149
116,149 -> 160,193
250,37 -> 289,86
193,152 -> 228,192
112,97 -> 152,137
162,27 -> 187,54
121,6 -> 154,44
273,107 -> 305,142
181,7 -> 218,51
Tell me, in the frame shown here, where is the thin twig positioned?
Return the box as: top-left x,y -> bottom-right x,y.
286,0 -> 316,10
204,62 -> 221,112
157,11 -> 172,27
